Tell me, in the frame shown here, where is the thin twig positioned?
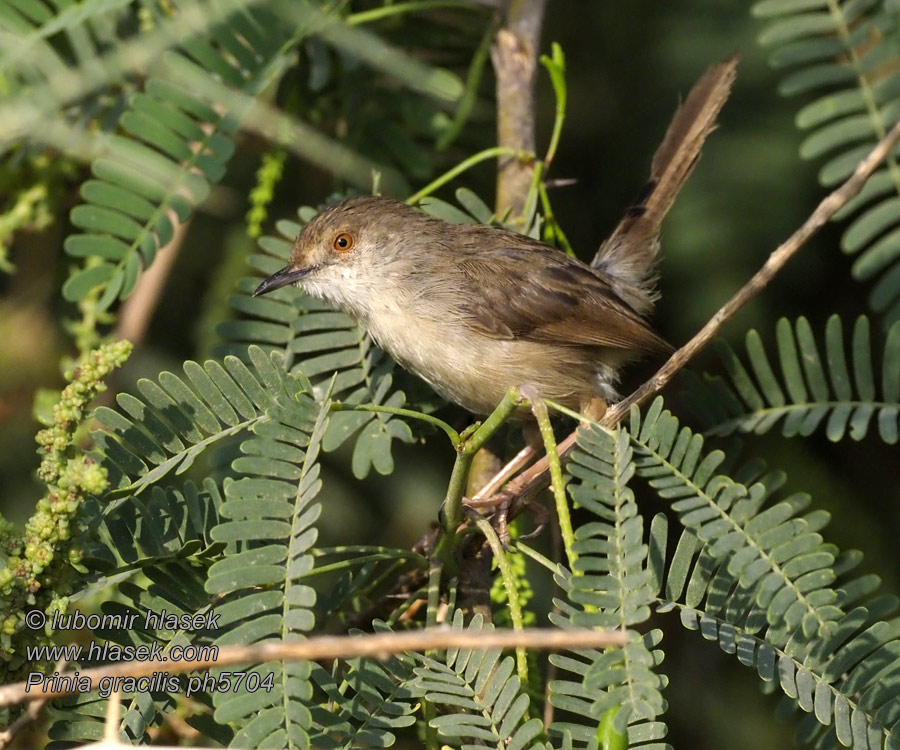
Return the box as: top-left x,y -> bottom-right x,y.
492,0 -> 547,216
0,659 -> 67,749
519,385 -> 576,567
114,214 -> 189,346
103,690 -> 122,742
0,626 -> 626,707
496,118 -> 900,505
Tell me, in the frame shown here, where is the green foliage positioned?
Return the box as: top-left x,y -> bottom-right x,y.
754,0 -> 900,324
311,545 -> 428,630
47,480 -> 226,745
0,152 -> 74,273
4,0 -> 475,353
44,351 -> 326,746
246,149 -> 287,239
687,314 -> 900,442
0,340 -> 131,666
309,637 -> 418,748
60,5 -> 291,321
625,397 -> 900,750
409,610 -> 549,750
205,381 -> 328,749
550,426 -> 669,750
631,398 -> 843,639
92,346 -> 310,495
4,2 -> 900,749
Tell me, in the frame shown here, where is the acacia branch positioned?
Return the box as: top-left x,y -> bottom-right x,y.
114,215 -> 189,346
492,0 -> 547,215
0,626 -> 625,707
499,118 -> 900,504
0,660 -> 66,750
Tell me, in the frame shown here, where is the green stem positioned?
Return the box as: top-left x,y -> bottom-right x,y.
462,388 -> 522,454
440,388 -> 521,534
347,0 -> 475,25
544,398 -> 589,422
522,391 -> 577,570
330,401 -> 460,445
437,19 -> 496,150
407,147 -> 529,205
426,389 -> 522,662
516,541 -> 561,575
542,58 -> 566,169
441,455 -> 476,535
538,181 -> 574,255
474,516 -> 529,684
520,159 -> 545,230
304,554 -> 425,577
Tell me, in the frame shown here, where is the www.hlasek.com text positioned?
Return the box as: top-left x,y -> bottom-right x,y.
26,639 -> 218,665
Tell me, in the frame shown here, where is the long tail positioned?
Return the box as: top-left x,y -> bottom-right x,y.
592,54 -> 739,313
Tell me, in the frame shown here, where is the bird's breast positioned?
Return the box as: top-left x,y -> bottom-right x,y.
361,301 -> 607,414
302,272 -> 615,413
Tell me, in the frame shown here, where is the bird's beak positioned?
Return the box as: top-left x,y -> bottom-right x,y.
253,265 -> 315,297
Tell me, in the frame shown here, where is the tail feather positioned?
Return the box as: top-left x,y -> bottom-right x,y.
592,54 -> 739,313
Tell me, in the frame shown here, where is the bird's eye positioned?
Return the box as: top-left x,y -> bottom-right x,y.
332,232 -> 354,252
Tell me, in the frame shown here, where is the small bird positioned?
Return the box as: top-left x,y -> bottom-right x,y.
254,57 -> 737,418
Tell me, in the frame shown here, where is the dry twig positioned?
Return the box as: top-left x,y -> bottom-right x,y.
0,659 -> 66,750
0,626 -> 625,708
492,0 -> 547,215
114,216 -> 189,346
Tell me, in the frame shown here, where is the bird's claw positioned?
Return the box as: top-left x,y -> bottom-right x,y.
463,492 -> 513,549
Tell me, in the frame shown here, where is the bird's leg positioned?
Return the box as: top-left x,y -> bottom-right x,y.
581,396 -> 607,422
462,413 -> 546,547
501,397 -> 606,522
467,423 -> 542,503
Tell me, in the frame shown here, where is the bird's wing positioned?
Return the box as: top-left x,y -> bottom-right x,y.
456,246 -> 672,355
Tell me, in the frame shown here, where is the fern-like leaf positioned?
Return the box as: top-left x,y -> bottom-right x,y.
633,395 -> 900,748
754,0 -> 900,323
312,546 -> 428,630
549,426 -> 670,750
655,459 -> 900,750
84,478 -> 226,572
630,397 -> 842,641
92,345 -> 308,495
687,315 -> 900,442
204,383 -> 329,749
50,347 -> 322,747
407,610 -> 549,750
308,638 -> 417,749
61,5 -> 294,311
47,480 -> 227,746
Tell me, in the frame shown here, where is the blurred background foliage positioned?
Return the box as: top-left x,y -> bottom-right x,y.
1,0 -> 898,748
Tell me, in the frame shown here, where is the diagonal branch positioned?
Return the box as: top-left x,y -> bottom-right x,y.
499,118 -> 900,505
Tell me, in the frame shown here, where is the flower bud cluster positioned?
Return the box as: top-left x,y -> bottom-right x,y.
0,340 -> 131,663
